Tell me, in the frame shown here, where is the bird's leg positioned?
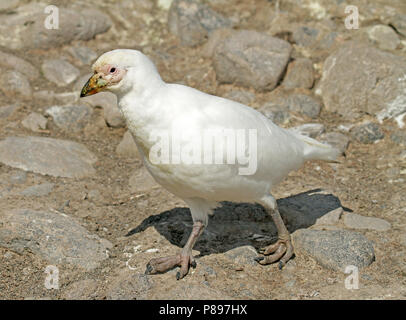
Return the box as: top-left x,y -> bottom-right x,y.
255,195 -> 294,269
145,221 -> 204,280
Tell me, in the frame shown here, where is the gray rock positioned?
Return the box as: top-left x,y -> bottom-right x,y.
282,58 -> 315,89
290,123 -> 325,138
68,47 -> 98,66
0,209 -> 112,270
366,25 -> 400,51
0,70 -> 31,98
42,59 -> 80,87
224,245 -> 258,266
62,279 -> 99,300
0,0 -> 19,11
0,136 -> 97,178
0,4 -> 111,50
343,213 -> 391,232
0,51 -> 39,81
287,94 -> 322,119
350,122 -> 384,144
168,0 -> 231,47
21,112 -> 48,132
213,30 -> 292,91
292,25 -> 319,47
292,229 -> 375,272
0,104 -> 19,119
317,42 -> 406,122
315,207 -> 343,225
320,132 -> 349,154
129,167 -> 159,194
81,92 -> 125,128
116,131 -> 140,158
390,131 -> 406,146
259,103 -> 291,125
46,105 -> 93,132
20,183 -> 54,197
223,90 -> 255,105
106,270 -> 152,300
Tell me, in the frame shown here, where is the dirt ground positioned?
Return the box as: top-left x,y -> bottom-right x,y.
0,0 -> 405,300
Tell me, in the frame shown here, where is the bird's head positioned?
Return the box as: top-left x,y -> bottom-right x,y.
80,49 -> 160,98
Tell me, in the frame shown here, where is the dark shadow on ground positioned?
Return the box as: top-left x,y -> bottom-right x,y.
126,189 -> 342,256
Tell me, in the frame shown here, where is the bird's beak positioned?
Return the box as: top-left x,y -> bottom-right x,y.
80,74 -> 108,98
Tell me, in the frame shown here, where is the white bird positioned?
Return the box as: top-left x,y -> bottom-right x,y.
80,49 -> 340,279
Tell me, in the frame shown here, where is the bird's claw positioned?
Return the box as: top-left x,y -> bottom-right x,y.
145,253 -> 196,279
255,238 -> 294,267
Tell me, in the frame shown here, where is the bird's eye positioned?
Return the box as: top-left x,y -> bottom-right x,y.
110,67 -> 116,73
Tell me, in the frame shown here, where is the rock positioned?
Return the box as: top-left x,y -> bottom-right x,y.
213,30 -> 292,91
42,59 -> 80,87
286,94 -> 321,119
223,90 -> 255,105
317,42 -> 406,122
390,131 -> 406,146
0,70 -> 31,98
0,104 -> 19,119
21,112 -> 48,132
106,270 -> 152,300
10,171 -> 27,185
168,0 -> 231,47
0,209 -> 112,270
68,47 -> 98,66
81,92 -> 125,128
86,189 -> 103,203
202,28 -> 233,58
292,229 -> 375,272
290,123 -> 325,138
282,58 -> 315,89
116,131 -> 140,158
315,207 -> 343,225
129,167 -> 159,194
350,122 -> 384,144
46,105 -> 93,132
224,245 -> 258,266
259,103 -> 291,125
320,132 -> 349,154
20,183 -> 54,197
0,51 -> 39,81
343,213 -> 391,232
0,4 -> 112,50
292,25 -> 319,47
0,136 -> 97,178
62,279 -> 99,300
366,25 -> 400,51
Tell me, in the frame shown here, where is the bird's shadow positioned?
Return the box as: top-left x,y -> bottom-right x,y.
127,189 -> 346,256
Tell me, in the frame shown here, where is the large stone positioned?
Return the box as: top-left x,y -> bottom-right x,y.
0,136 -> 97,178
0,51 -> 39,81
317,42 -> 406,122
213,30 -> 292,91
42,59 -> 80,87
320,132 -> 349,154
292,229 -> 375,272
282,58 -> 315,89
0,70 -> 31,98
21,112 -> 48,132
46,105 -> 93,132
366,25 -> 400,51
224,245 -> 258,267
286,94 -> 322,119
350,122 -> 384,144
0,209 -> 112,270
168,0 -> 231,47
343,213 -> 391,232
0,4 -> 112,50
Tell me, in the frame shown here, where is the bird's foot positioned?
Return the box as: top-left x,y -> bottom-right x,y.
255,237 -> 294,269
145,253 -> 196,280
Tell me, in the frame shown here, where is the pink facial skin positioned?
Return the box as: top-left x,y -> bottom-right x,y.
95,63 -> 127,87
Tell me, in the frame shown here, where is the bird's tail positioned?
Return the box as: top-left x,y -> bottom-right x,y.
294,133 -> 341,162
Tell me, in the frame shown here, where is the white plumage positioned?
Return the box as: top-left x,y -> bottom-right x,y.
82,49 -> 340,279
